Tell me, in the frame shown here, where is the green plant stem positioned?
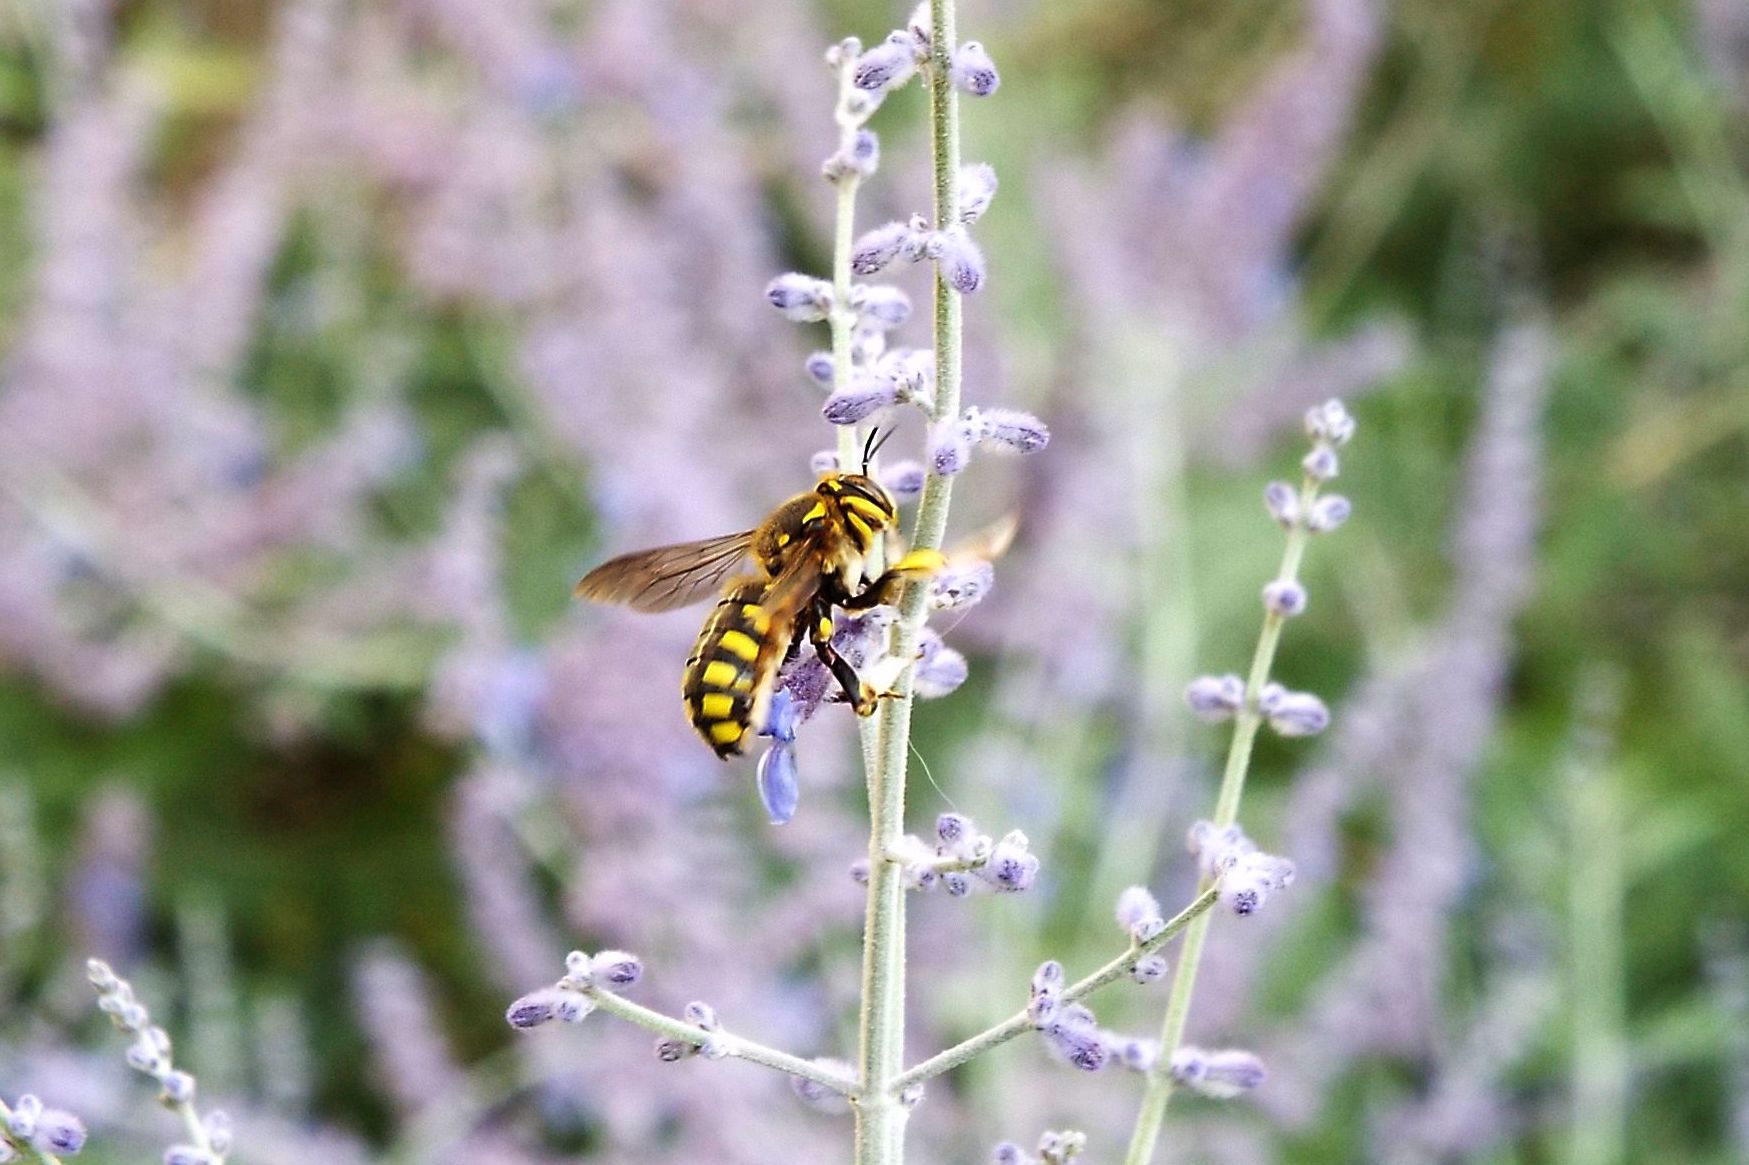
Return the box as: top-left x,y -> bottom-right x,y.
895,887 -> 1218,1092
1121,473 -> 1321,1165
1566,671 -> 1626,1165
853,6 -> 961,1163
582,987 -> 858,1097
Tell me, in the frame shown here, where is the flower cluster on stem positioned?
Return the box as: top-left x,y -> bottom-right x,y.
0,1095 -> 86,1164
1119,400 -> 1357,1165
86,959 -> 233,1165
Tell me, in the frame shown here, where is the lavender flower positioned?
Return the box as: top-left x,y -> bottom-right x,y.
756,743 -> 801,824
1307,494 -> 1353,533
853,31 -> 923,93
1169,1046 -> 1267,1098
936,226 -> 987,293
822,377 -> 900,425
931,414 -> 979,476
1185,674 -> 1245,722
949,41 -> 1000,95
765,273 -> 834,321
86,959 -> 230,1162
975,406 -> 1051,454
958,162 -> 999,223
880,459 -> 927,500
1262,579 -> 1308,617
851,221 -> 915,275
855,285 -> 912,330
1259,684 -> 1330,737
1115,885 -> 1164,942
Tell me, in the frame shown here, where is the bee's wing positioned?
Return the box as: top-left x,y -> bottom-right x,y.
574,530 -> 756,613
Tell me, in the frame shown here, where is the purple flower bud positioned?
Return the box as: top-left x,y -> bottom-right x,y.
937,227 -> 987,293
1027,992 -> 1060,1028
937,812 -> 975,847
1033,960 -> 1065,994
852,221 -> 914,275
1171,1046 -> 1266,1097
958,162 -> 999,223
1218,851 -> 1296,916
554,992 -> 595,1023
930,560 -> 994,610
1115,886 -> 1162,937
1039,1130 -> 1089,1161
6,1096 -> 38,1141
1118,1037 -> 1162,1071
1184,674 -> 1244,722
684,1001 -> 719,1030
1043,1021 -> 1108,1071
930,414 -> 978,476
159,1070 -> 196,1104
757,743 -> 800,824
853,32 -> 922,92
879,459 -> 926,501
1262,579 -> 1307,617
805,351 -> 836,385
823,378 -> 900,426
766,273 -> 834,321
32,1108 -> 86,1155
824,37 -> 862,68
792,1059 -> 854,1114
1304,399 -> 1355,446
826,129 -> 882,181
901,214 -> 936,262
914,633 -> 969,698
943,871 -> 971,896
950,40 -> 1000,95
850,857 -> 871,884
1301,445 -> 1339,481
994,1143 -> 1029,1165
655,1037 -> 699,1062
979,832 -> 1038,891
1307,495 -> 1352,533
1187,819 -> 1252,879
1264,481 -> 1300,527
1263,689 -> 1329,737
857,285 -> 912,330
563,949 -> 592,985
164,1148 -> 217,1165
976,406 -> 1049,454
507,988 -> 566,1028
1130,955 -> 1169,984
202,1111 -> 233,1156
879,348 -> 935,407
590,950 -> 643,986
124,1043 -> 163,1074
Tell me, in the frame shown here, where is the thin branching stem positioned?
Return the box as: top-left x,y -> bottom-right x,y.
895,887 -> 1218,1093
1122,473 -> 1323,1165
853,3 -> 961,1162
583,988 -> 859,1097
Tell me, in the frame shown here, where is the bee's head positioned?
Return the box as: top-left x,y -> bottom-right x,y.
817,472 -> 898,531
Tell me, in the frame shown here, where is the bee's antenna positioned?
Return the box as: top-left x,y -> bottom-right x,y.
862,426 -> 895,474
862,426 -> 881,475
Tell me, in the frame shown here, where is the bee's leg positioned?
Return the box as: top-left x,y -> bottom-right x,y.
841,548 -> 946,610
782,618 -> 808,665
809,601 -> 877,715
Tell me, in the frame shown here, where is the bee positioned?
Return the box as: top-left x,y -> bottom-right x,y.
573,432 -> 942,758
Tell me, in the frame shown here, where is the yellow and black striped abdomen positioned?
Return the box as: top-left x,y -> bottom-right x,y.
682,578 -> 782,758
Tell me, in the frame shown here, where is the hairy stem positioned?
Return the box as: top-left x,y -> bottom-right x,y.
854,4 -> 961,1163
583,988 -> 859,1097
896,887 -> 1218,1092
1122,473 -> 1322,1165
